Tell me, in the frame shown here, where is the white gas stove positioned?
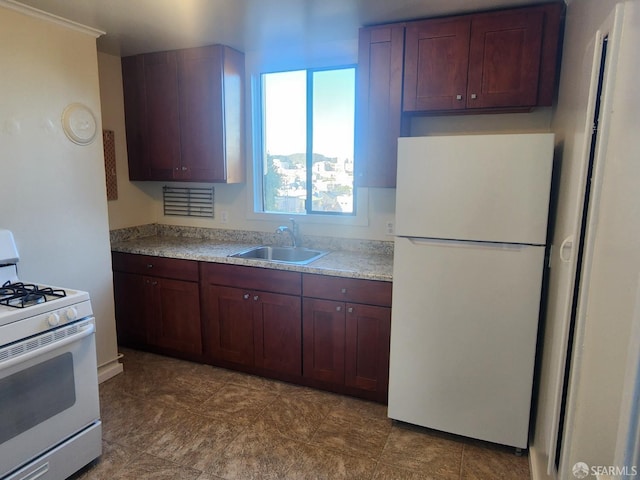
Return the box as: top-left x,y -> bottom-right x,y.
0,229 -> 102,480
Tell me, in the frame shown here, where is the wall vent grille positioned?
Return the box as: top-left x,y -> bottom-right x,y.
163,186 -> 214,218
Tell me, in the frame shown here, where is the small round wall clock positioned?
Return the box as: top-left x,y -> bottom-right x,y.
62,103 -> 98,145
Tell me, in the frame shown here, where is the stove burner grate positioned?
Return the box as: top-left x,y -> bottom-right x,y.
0,281 -> 67,309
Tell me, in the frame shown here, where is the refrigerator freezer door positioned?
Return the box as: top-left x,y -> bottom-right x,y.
388,236 -> 546,448
395,134 -> 554,245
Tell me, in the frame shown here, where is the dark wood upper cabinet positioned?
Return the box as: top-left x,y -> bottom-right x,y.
142,51 -> 181,179
355,24 -> 406,188
355,3 -> 563,187
403,3 -> 563,113
466,8 -> 544,109
403,17 -> 471,112
121,45 -> 245,183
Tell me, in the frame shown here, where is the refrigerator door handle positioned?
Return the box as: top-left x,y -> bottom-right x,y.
559,235 -> 574,263
405,237 -> 537,251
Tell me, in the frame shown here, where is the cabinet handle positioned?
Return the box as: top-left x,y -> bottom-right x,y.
456,94 -> 463,100
470,93 -> 477,99
253,295 -> 259,301
243,293 -> 250,300
340,288 -> 347,294
347,307 -> 353,313
181,166 -> 188,171
336,306 -> 342,312
151,281 -> 158,286
146,264 -> 153,268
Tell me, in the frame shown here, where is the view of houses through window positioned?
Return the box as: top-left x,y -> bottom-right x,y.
261,67 -> 355,215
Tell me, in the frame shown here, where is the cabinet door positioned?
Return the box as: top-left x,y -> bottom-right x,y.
345,304 -> 391,399
253,291 -> 301,376
302,298 -> 345,384
203,285 -> 254,366
466,9 -> 544,108
177,46 -> 225,181
355,25 -> 405,188
121,56 -> 149,180
142,51 -> 181,179
403,17 -> 471,112
113,271 -> 147,347
147,277 -> 202,356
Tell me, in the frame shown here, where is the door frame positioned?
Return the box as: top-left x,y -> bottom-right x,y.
554,5 -> 625,479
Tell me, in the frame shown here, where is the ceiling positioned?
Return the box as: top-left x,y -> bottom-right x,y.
15,0 -> 558,57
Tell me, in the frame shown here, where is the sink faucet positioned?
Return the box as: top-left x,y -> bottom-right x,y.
276,218 -> 298,247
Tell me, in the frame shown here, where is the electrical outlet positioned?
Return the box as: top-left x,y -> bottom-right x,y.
386,221 -> 394,235
220,211 -> 229,224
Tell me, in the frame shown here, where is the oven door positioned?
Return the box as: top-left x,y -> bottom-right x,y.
0,318 -> 101,478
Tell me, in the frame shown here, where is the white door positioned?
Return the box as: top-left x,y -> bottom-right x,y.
388,237 -> 546,449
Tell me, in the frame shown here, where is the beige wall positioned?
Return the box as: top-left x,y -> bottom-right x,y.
0,5 -> 120,378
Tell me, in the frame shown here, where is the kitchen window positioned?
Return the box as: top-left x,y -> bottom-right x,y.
257,66 -> 356,215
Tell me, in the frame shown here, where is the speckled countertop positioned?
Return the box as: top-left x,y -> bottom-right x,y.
110,224 -> 394,282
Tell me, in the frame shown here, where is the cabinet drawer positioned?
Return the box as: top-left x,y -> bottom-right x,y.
302,274 -> 392,307
112,252 -> 199,282
200,263 -> 301,296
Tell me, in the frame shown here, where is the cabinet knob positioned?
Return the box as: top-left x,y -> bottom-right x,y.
181,166 -> 188,171
336,306 -> 342,312
253,295 -> 259,301
470,93 -> 477,99
340,288 -> 347,294
146,264 -> 153,268
151,281 -> 158,286
347,307 -> 353,313
243,293 -> 250,300
456,94 -> 463,100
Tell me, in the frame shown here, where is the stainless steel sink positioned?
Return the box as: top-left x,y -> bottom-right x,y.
229,246 -> 328,265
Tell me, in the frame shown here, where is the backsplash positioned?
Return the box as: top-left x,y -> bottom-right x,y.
110,224 -> 394,256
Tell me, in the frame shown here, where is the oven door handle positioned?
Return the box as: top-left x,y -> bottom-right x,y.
0,321 -> 95,372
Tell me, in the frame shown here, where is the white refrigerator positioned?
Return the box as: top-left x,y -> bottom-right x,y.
388,133 -> 554,449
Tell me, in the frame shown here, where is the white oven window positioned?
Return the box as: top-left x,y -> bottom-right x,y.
0,352 -> 76,444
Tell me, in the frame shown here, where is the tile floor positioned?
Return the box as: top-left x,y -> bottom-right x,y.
72,348 -> 530,480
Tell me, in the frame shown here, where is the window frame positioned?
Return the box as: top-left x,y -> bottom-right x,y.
255,65 -> 359,218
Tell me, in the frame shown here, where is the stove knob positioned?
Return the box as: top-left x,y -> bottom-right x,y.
47,313 -> 60,326
65,307 -> 78,321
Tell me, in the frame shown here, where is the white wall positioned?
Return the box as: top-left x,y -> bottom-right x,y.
531,0 -> 640,478
0,5 -> 120,379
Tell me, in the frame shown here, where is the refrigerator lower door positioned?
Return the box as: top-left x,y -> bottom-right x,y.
388,236 -> 546,449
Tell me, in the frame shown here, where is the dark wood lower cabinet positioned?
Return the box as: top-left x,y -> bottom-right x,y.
201,282 -> 302,376
111,253 -> 203,361
303,298 -> 346,384
204,285 -> 255,366
345,303 -> 391,396
113,271 -> 147,347
253,291 -> 302,376
147,277 -> 202,356
302,297 -> 391,402
200,263 -> 302,378
113,254 -> 391,403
